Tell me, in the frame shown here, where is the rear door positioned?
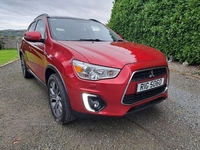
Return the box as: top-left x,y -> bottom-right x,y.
21,21 -> 36,71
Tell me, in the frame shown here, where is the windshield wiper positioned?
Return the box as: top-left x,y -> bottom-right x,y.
115,39 -> 124,42
79,38 -> 103,42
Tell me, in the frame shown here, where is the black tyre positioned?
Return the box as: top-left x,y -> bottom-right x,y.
48,73 -> 76,124
20,54 -> 32,78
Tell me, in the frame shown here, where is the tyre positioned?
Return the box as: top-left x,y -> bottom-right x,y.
20,54 -> 32,78
48,73 -> 76,124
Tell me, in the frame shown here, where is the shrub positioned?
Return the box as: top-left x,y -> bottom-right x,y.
108,0 -> 200,64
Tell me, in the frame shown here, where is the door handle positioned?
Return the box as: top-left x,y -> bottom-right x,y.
44,51 -> 47,56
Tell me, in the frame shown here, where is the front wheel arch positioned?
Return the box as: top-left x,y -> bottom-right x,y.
45,65 -> 68,92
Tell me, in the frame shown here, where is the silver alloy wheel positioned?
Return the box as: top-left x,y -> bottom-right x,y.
20,54 -> 32,78
21,56 -> 26,76
49,81 -> 62,118
48,73 -> 77,124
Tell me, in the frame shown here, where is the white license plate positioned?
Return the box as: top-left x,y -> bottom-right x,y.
137,78 -> 164,93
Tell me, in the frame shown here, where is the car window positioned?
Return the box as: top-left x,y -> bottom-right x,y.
35,20 -> 46,39
90,25 -> 113,41
48,18 -> 121,42
28,22 -> 36,31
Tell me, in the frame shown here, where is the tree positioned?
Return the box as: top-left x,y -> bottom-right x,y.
108,0 -> 200,64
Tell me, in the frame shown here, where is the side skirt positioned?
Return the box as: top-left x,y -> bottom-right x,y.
28,69 -> 47,90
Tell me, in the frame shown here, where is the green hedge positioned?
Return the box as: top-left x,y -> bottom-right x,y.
108,0 -> 200,64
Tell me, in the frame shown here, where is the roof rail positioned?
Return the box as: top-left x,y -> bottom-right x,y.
34,13 -> 49,20
89,19 -> 101,23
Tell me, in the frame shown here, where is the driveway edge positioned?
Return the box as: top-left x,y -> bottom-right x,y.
0,59 -> 20,68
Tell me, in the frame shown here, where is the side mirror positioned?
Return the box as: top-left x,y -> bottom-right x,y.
24,31 -> 44,42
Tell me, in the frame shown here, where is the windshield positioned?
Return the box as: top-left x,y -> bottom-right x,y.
48,18 -> 121,42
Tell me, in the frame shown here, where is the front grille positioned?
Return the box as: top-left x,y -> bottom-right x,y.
122,85 -> 166,105
131,67 -> 167,81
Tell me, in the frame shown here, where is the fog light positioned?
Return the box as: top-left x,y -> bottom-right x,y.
93,101 -> 100,108
82,93 -> 106,112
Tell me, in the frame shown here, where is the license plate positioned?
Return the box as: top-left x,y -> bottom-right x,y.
137,78 -> 164,93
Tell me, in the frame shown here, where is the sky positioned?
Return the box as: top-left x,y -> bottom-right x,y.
0,0 -> 114,30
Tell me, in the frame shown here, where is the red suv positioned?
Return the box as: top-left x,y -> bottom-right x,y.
19,14 -> 169,124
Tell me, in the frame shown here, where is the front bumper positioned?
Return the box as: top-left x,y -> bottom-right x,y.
66,60 -> 169,117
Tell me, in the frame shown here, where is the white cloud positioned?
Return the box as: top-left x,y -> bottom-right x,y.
0,0 -> 113,30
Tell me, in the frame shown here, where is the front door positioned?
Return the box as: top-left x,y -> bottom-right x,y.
29,19 -> 46,83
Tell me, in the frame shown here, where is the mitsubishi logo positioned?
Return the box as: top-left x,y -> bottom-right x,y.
149,70 -> 155,78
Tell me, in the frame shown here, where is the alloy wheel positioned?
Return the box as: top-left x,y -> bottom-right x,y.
49,81 -> 62,118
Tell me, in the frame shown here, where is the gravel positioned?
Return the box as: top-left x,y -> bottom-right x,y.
0,60 -> 199,150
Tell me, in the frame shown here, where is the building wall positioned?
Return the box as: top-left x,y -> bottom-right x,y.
0,37 -> 22,49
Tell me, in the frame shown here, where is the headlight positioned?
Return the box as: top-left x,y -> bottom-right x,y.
73,60 -> 120,80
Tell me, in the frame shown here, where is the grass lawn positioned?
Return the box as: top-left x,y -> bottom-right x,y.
0,49 -> 19,66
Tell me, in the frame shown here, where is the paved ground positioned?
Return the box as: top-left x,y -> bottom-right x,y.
0,60 -> 200,150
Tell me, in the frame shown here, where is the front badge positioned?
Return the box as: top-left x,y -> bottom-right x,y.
149,70 -> 155,78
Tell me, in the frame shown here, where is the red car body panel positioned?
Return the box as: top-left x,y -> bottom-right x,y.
58,41 -> 166,68
20,14 -> 169,118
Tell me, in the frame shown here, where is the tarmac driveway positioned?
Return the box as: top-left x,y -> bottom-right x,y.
0,60 -> 200,150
